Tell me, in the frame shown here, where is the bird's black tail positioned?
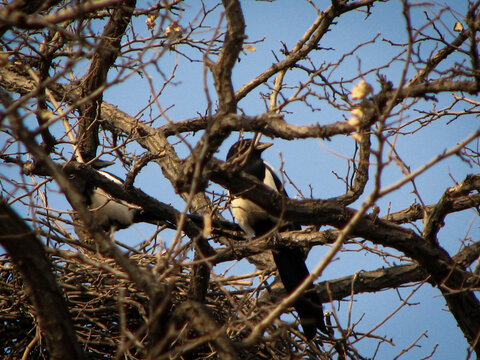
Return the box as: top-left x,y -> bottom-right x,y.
272,247 -> 328,340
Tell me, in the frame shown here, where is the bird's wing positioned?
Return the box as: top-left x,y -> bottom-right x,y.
263,162 -> 288,196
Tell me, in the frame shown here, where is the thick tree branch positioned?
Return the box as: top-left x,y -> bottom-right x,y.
78,0 -> 136,162
235,0 -> 381,102
159,113 -> 356,139
0,65 -> 216,215
0,0 -> 124,30
0,63 -> 228,302
2,64 -> 479,148
400,80 -> 480,99
212,188 -> 480,265
1,0 -> 479,357
407,25 -> 472,87
63,161 -> 219,303
265,240 -> 480,304
62,162 -> 204,237
210,164 -> 480,352
176,0 -> 246,194
0,0 -> 61,36
331,129 -> 371,205
0,86 -> 161,300
169,301 -> 238,360
0,199 -> 88,360
422,175 -> 480,249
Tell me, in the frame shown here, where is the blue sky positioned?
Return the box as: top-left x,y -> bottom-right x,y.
102,1 -> 478,358
1,0 -> 478,358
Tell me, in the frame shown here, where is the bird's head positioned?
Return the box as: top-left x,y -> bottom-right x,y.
226,139 -> 273,164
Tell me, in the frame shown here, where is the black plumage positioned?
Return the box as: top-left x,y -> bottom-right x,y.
226,139 -> 328,340
70,161 -> 142,230
71,161 -> 241,233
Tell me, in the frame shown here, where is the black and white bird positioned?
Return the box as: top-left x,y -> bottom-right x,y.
69,160 -> 144,231
226,139 -> 328,340
71,160 -> 241,233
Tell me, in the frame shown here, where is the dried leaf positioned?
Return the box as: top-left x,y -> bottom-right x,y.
351,79 -> 373,100
350,108 -> 364,119
146,13 -> 157,30
352,132 -> 363,142
243,44 -> 256,52
165,23 -> 183,37
347,117 -> 361,127
38,109 -> 54,121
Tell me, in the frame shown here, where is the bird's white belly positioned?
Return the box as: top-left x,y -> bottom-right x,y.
90,188 -> 137,227
231,197 -> 274,236
231,162 -> 281,235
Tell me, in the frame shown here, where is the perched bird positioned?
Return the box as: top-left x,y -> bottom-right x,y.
226,139 -> 328,340
69,160 -> 143,231
71,160 -> 240,233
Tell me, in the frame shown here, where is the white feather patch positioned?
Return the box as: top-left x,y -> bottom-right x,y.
263,162 -> 280,191
90,170 -> 140,228
230,161 -> 281,235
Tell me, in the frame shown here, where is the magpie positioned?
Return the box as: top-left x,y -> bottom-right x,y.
71,160 -> 241,233
68,160 -> 143,230
226,139 -> 328,340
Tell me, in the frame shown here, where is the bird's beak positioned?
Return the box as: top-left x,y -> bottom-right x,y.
90,159 -> 115,169
255,142 -> 273,152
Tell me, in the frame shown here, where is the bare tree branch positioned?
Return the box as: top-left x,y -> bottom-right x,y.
1,0 -> 479,357
77,0 -> 136,162
0,198 -> 88,360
